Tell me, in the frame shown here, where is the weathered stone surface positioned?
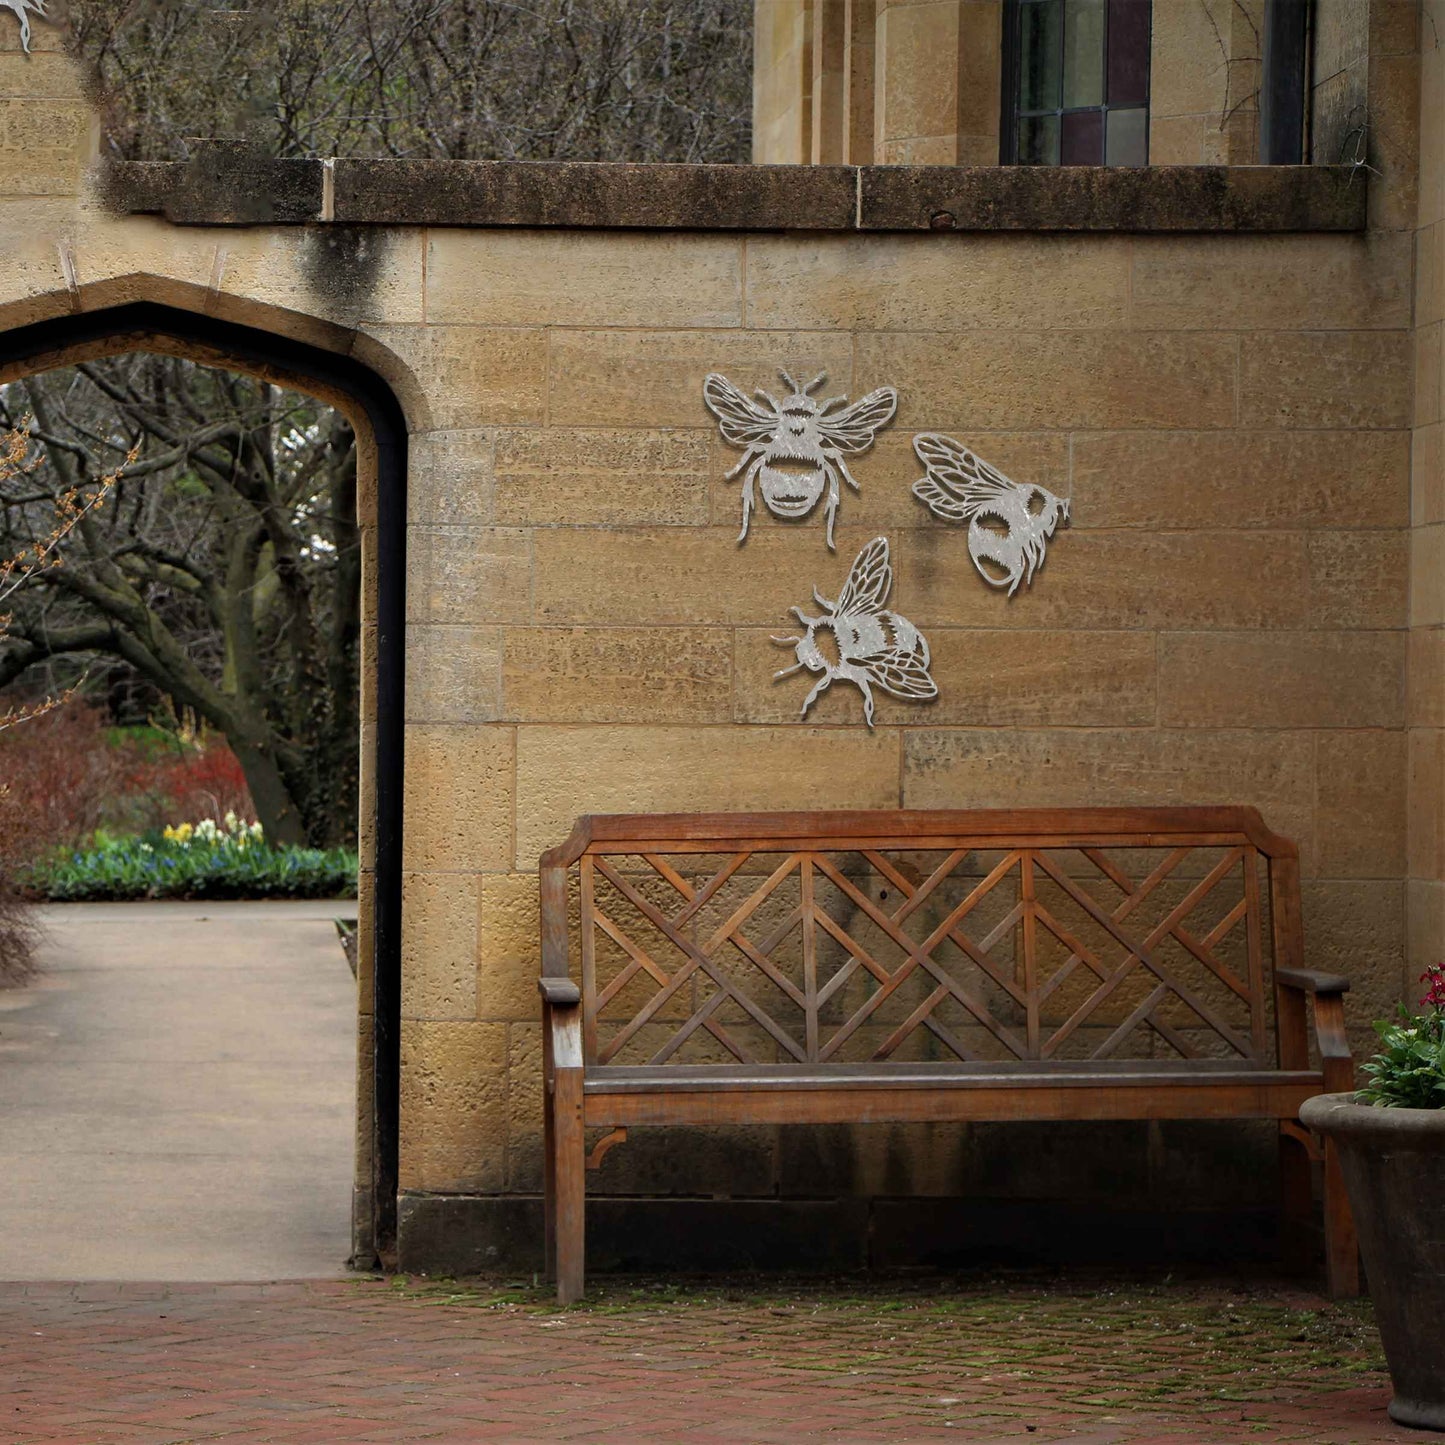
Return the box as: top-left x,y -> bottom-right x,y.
364,325 -> 546,430
1159,633 -> 1405,729
401,871 -> 481,1021
548,329 -> 855,427
1413,422 -> 1445,526
1316,730 -> 1406,879
1130,233 -> 1411,330
1409,630 -> 1445,729
1072,431 -> 1408,531
1301,880 -> 1407,1057
494,428 -> 711,527
1308,532 -> 1408,628
1412,525 -> 1445,628
335,160 -> 858,229
405,625 -> 503,724
514,726 -> 901,868
1239,332 -> 1412,429
402,724 -> 514,873
408,430 -> 495,525
855,331 -> 1238,431
902,729 -> 1316,864
744,233 -> 1129,330
104,152 -> 324,225
1409,728 -> 1445,882
735,628 -> 1156,726
405,527 -> 531,627
503,627 -> 733,723
857,164 -> 1366,233
427,230 -> 742,328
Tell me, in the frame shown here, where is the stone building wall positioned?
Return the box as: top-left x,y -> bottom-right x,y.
0,2 -> 1431,1273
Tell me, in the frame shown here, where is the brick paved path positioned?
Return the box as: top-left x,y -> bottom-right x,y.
0,1274 -> 1415,1444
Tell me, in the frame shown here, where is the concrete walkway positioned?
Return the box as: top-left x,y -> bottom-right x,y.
0,901 -> 358,1281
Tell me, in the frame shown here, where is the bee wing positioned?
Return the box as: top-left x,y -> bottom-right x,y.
703,373 -> 781,448
912,433 -> 1021,521
834,536 -> 893,619
817,387 -> 898,453
864,629 -> 938,702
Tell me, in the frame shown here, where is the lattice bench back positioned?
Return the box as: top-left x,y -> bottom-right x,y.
538,808 -> 1303,1072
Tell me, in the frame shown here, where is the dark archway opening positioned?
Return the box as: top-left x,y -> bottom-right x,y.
0,301 -> 405,1263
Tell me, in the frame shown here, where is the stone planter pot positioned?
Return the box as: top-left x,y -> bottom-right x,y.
1300,1093 -> 1445,1431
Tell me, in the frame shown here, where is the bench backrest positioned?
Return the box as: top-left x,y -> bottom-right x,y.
540,807 -> 1304,1071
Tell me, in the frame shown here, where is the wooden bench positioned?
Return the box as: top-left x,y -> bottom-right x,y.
539,806 -> 1357,1303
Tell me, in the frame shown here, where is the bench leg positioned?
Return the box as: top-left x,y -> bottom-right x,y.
1322,1136 -> 1360,1299
552,1066 -> 586,1305
1278,1124 -> 1313,1276
542,1064 -> 557,1285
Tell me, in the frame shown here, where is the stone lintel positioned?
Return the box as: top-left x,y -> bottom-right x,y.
102,157 -> 1367,233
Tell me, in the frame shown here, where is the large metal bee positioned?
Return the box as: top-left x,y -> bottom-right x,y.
2,0 -> 46,52
703,370 -> 898,549
912,433 -> 1071,597
773,536 -> 936,727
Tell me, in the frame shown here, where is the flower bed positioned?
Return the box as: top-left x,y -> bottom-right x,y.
30,813 -> 357,902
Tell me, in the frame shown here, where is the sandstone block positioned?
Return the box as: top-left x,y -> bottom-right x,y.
744,233 -> 1129,331
402,724 -> 514,873
476,874 -> 545,1021
1159,633 -> 1404,729
1316,730 -> 1406,879
548,330 -> 855,427
408,430 -> 495,525
406,526 -> 531,626
1408,728 -> 1445,880
895,529 -> 1310,631
854,331 -> 1238,431
1072,431 -> 1408,531
515,725 -> 901,868
902,729 -> 1315,864
503,627 -> 732,723
1408,629 -> 1445,729
1417,321 -> 1442,429
734,627 -> 1156,726
1408,878 -> 1445,977
1130,233 -> 1411,331
494,427 -> 711,527
1308,532 -> 1407,628
533,525 -> 880,626
1239,332 -> 1412,429
1301,880 -> 1406,1055
1412,423 -> 1444,527
364,325 -> 546,429
401,871 -> 481,1021
427,230 -> 742,328
405,625 -> 503,724
1410,524 -> 1445,628
399,1019 -> 507,1191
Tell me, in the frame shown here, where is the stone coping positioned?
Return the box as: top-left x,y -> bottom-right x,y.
102,157 -> 1367,233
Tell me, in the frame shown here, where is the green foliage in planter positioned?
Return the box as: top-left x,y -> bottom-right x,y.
32,832 -> 358,903
1358,966 -> 1445,1110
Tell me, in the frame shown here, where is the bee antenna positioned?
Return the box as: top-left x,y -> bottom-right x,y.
778,369 -> 801,394
804,371 -> 827,394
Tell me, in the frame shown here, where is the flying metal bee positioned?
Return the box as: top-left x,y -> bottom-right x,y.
772,536 -> 937,727
911,433 -> 1071,597
703,370 -> 898,549
1,0 -> 46,52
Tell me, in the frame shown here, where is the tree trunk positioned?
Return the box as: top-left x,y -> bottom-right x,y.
230,738 -> 310,847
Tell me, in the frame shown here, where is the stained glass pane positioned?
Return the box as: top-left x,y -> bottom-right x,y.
1062,0 -> 1105,108
1105,105 -> 1148,165
1019,0 -> 1063,112
1018,113 -> 1061,165
1107,0 -> 1151,105
1061,109 -> 1104,164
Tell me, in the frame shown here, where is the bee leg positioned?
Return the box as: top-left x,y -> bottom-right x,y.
799,674 -> 832,718
773,659 -> 806,680
857,679 -> 876,728
822,473 -> 840,551
724,445 -> 762,481
835,455 -> 862,493
737,457 -> 764,543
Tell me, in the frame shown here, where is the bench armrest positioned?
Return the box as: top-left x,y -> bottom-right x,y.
1277,967 -> 1350,995
539,977 -> 581,1007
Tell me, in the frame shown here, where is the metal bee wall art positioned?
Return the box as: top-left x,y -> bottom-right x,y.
2,0 -> 46,52
773,536 -> 937,727
703,370 -> 898,549
912,433 -> 1071,597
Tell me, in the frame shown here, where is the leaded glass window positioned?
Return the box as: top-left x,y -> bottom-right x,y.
1004,0 -> 1152,166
